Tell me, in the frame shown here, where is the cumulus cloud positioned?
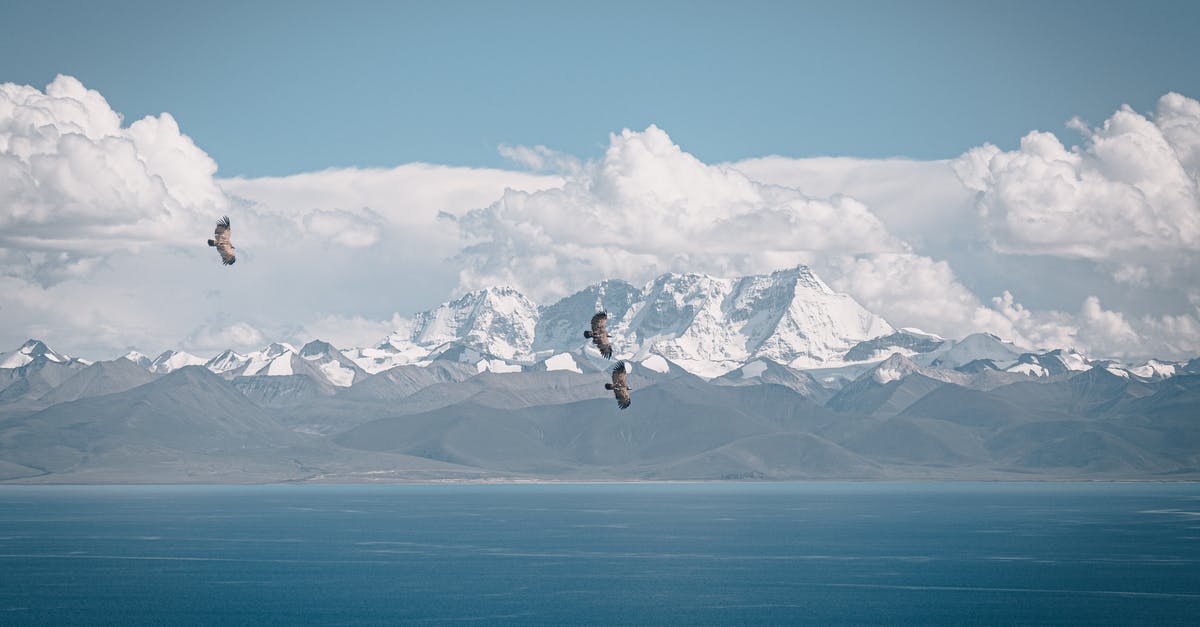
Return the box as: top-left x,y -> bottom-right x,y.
498,143 -> 582,174
825,254 -> 1022,343
455,125 -> 906,302
184,321 -> 267,353
0,90 -> 562,360
301,208 -> 385,248
298,312 -> 410,349
0,75 -> 228,281
3,76 -> 1198,364
953,93 -> 1200,280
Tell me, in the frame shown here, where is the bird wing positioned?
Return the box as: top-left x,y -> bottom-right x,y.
590,312 -> 612,357
614,385 -> 631,410
610,361 -> 630,408
213,216 -> 231,245
590,312 -> 608,337
610,361 -> 627,386
216,242 -> 236,265
213,217 -> 235,265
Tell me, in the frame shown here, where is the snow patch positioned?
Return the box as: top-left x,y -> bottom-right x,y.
544,353 -> 581,373
1008,362 -> 1048,377
1105,366 -> 1131,379
478,359 -> 522,374
264,355 -> 294,376
318,361 -> 356,387
641,354 -> 670,374
873,366 -> 904,385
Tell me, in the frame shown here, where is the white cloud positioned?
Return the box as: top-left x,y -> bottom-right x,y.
455,125 -> 905,302
498,143 -> 582,174
0,75 -> 227,281
185,321 -> 267,354
953,93 -> 1200,273
1,77 -> 1197,364
301,208 -> 385,248
826,253 -> 1023,345
297,312 -> 410,350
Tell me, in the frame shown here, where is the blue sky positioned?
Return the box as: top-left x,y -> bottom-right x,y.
2,0 -> 1198,176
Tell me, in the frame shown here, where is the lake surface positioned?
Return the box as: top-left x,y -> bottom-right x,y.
1,483 -> 1197,625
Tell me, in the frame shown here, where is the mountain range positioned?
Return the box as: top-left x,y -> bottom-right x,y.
1,266 -> 1197,483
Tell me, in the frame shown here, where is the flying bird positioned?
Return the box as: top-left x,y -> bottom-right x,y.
605,361 -> 632,410
207,216 -> 236,265
584,311 -> 613,359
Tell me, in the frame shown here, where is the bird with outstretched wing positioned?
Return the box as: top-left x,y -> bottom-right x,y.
584,311 -> 613,359
207,216 -> 236,265
605,361 -> 631,410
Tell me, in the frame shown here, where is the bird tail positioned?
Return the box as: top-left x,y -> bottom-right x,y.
207,239 -> 216,246
605,383 -> 614,390
583,331 -> 593,339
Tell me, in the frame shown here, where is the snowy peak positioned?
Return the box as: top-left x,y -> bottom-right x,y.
533,279 -> 642,354
844,329 -> 946,363
355,265 -> 892,378
0,339 -> 69,369
237,343 -> 298,377
297,339 -> 367,387
205,349 -> 249,374
612,266 -> 892,375
870,353 -> 924,385
1006,348 -> 1093,378
120,351 -> 154,370
1123,359 -> 1182,381
149,350 -> 207,374
410,286 -> 538,360
917,333 -> 1025,370
866,353 -> 966,386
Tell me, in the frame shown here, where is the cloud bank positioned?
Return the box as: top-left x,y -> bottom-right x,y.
0,75 -> 227,282
1,75 -> 1197,363
456,125 -> 906,301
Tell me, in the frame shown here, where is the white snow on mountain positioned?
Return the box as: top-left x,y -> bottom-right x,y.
238,343 -> 297,377
298,340 -> 366,387
120,351 -> 153,369
607,267 -> 892,376
205,350 -> 249,374
342,265 -> 890,378
640,354 -> 671,374
543,353 -> 582,374
1124,359 -> 1181,380
914,333 -> 1026,370
410,286 -> 538,360
149,350 -> 207,374
0,340 -> 70,369
868,353 -> 968,386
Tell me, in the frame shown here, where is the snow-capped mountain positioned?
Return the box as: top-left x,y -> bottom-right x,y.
1005,348 -> 1092,378
347,266 -> 893,378
149,350 -> 207,374
120,351 -> 154,370
205,349 -> 250,374
342,286 -> 540,374
297,340 -> 368,387
913,333 -> 1026,370
50,266 -> 1200,389
0,340 -> 71,369
608,267 -> 893,376
843,328 -> 946,363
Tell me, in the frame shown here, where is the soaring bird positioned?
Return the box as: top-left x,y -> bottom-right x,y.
605,361 -> 632,410
207,216 -> 236,265
584,311 -> 613,359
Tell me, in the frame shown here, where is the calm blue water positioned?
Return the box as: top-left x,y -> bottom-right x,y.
0,483 -> 1197,625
